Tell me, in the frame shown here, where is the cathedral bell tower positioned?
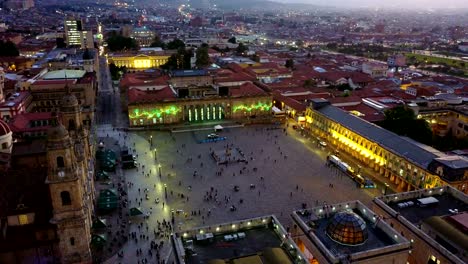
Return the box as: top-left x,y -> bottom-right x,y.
60,83 -> 95,216
46,115 -> 92,263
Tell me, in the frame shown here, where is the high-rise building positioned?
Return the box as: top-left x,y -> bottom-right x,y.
64,18 -> 94,49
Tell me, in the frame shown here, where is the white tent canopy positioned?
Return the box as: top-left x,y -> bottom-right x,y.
214,125 -> 223,131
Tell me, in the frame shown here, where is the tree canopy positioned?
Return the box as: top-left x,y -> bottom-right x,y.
150,35 -> 166,49
166,38 -> 185,50
106,35 -> 138,52
236,43 -> 248,55
109,63 -> 126,80
195,47 -> 210,68
381,106 -> 433,145
161,48 -> 192,70
0,40 -> 19,57
228,36 -> 236,44
285,59 -> 294,69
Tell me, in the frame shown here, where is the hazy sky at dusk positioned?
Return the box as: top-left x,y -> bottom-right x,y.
276,0 -> 468,9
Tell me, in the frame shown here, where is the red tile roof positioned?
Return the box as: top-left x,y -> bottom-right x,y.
9,112 -> 54,133
272,91 -> 307,112
127,87 -> 176,104
0,91 -> 31,108
340,103 -> 385,122
229,82 -> 267,97
120,73 -> 169,90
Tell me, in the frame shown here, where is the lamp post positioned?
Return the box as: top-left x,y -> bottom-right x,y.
154,148 -> 157,161
164,183 -> 167,199
384,183 -> 390,195
158,164 -> 162,178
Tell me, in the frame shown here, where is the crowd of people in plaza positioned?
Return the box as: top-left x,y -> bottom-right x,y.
100,122 -> 353,263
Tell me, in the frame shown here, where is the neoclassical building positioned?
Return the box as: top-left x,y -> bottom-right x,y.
124,70 -> 273,126
107,51 -> 172,71
127,83 -> 272,126
305,99 -> 468,194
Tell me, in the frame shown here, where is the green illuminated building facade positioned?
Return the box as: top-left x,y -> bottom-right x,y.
128,95 -> 273,127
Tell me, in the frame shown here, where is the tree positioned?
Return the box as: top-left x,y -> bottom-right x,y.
228,36 -> 236,44
109,63 -> 126,80
236,43 -> 248,55
304,79 -> 315,87
166,38 -> 185,50
0,40 -> 19,57
195,47 -> 210,68
106,35 -> 138,52
381,106 -> 433,145
285,59 -> 294,69
161,47 -> 192,70
161,55 -> 179,70
150,35 -> 166,49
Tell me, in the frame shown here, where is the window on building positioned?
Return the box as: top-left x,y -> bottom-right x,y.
57,156 -> 65,168
2,143 -> 7,149
70,237 -> 75,246
18,214 -> 29,225
427,255 -> 441,264
60,191 -> 71,206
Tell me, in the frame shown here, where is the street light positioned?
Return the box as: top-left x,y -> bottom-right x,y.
384,183 -> 390,195
158,164 -> 162,177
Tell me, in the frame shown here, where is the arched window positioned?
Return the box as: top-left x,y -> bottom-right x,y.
60,191 -> 71,206
1,143 -> 7,149
68,119 -> 76,130
57,156 -> 65,168
70,237 -> 75,246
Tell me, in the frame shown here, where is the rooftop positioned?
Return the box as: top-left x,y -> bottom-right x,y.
374,186 -> 468,263
171,69 -> 208,77
379,187 -> 468,227
41,69 -> 86,80
292,201 -> 410,263
173,216 -> 306,264
311,102 -> 443,170
229,82 -> 268,97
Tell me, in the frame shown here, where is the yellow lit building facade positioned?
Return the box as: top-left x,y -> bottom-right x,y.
107,53 -> 171,70
305,99 -> 468,194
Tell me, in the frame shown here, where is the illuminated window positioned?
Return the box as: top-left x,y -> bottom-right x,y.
428,255 -> 441,264
18,214 -> 29,225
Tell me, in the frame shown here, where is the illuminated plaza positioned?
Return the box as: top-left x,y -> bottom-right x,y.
99,121 -> 384,263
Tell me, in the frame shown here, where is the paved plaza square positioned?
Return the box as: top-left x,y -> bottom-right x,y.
99,123 -> 382,263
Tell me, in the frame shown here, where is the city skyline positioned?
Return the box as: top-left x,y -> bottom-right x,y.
276,0 -> 468,9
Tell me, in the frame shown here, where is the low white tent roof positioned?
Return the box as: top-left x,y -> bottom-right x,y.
214,125 -> 223,130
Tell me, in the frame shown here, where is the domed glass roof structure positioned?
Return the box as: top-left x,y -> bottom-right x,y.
326,211 -> 368,246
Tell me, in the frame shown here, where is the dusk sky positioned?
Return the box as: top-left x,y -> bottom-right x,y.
276,0 -> 468,9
